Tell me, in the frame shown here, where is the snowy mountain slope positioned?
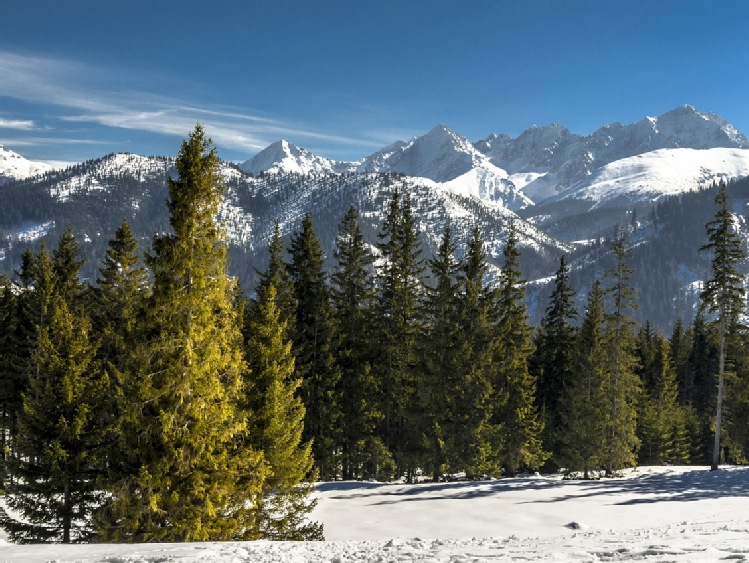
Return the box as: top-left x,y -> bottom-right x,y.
547,147 -> 749,209
0,145 -> 51,185
0,154 -> 568,292
355,125 -> 531,210
357,124 -> 489,182
241,106 -> 749,209
243,125 -> 532,211
477,105 -> 748,202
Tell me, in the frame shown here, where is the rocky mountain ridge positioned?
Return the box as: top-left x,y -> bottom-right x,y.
1,105 -> 749,328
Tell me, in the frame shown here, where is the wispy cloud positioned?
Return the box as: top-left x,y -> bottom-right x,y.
0,50 -> 391,159
0,118 -> 37,130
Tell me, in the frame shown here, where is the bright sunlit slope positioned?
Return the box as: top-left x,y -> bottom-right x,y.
547,147 -> 749,209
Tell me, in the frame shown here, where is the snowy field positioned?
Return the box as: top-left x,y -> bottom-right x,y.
1,465 -> 748,562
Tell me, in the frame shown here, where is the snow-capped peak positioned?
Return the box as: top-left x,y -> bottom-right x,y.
358,123 -> 491,182
240,140 -> 350,176
0,145 -> 52,184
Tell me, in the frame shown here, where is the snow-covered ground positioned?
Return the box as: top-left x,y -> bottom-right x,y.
1,465 -> 748,562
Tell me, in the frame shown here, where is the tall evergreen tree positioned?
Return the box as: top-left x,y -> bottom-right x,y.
602,233 -> 641,474
0,279 -> 19,485
90,220 -> 149,492
98,126 -> 266,542
492,223 -> 547,476
374,189 -> 425,478
288,213 -> 341,480
244,283 -> 322,540
420,224 -> 462,480
330,207 -> 387,480
560,281 -> 607,478
532,255 -> 577,468
699,180 -> 746,470
0,297 -> 107,543
453,226 -> 496,477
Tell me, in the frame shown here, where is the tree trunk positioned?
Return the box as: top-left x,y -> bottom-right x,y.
711,315 -> 725,471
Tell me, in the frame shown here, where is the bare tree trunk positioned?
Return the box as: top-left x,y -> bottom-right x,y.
711,315 -> 725,471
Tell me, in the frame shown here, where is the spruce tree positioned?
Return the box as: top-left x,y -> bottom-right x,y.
532,255 -> 577,468
330,207 -> 387,480
454,226 -> 496,477
91,220 -> 149,492
98,126 -> 266,542
686,314 -> 719,463
420,224 -> 462,480
492,223 -> 547,476
52,225 -> 86,306
288,213 -> 341,480
244,283 -> 322,540
254,219 -> 295,327
669,318 -> 693,406
560,280 -> 607,478
637,330 -> 690,465
602,233 -> 641,474
0,297 -> 107,543
699,180 -> 746,470
374,189 -> 425,479
0,279 -> 19,485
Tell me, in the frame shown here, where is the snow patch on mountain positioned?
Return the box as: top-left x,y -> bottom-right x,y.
549,147 -> 749,208
49,153 -> 171,202
0,145 -> 51,184
441,167 -> 533,211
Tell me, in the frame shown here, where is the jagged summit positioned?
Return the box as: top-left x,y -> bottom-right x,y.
475,105 -> 749,201
358,123 -> 486,182
240,140 -> 353,176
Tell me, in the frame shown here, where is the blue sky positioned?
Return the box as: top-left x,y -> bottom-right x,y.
1,0 -> 748,166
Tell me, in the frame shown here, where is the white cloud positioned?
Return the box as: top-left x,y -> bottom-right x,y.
0,118 -> 37,130
0,50 -> 391,159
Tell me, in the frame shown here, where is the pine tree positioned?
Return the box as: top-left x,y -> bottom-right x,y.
288,213 -> 341,480
493,223 -> 547,476
244,283 -> 322,540
669,318 -> 693,407
602,233 -> 641,474
90,220 -> 149,491
52,225 -> 86,306
636,329 -> 690,465
1,296 -> 108,543
8,249 -> 51,428
453,226 -> 496,477
532,255 -> 577,468
0,279 -> 18,485
330,207 -> 387,480
699,181 -> 746,470
560,281 -> 607,478
685,314 -> 718,463
374,189 -> 425,479
98,126 -> 266,542
420,224 -> 462,480
253,219 -> 295,327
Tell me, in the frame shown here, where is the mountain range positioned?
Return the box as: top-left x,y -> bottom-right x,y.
1,104 -> 748,329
